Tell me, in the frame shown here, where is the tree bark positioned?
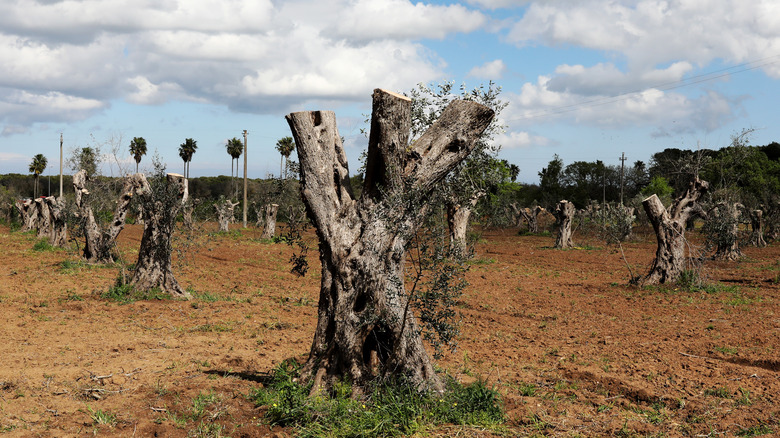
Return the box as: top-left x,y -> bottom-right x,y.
286,88 -> 493,394
749,209 -> 767,248
553,200 -> 575,249
17,199 -> 36,232
44,196 -> 68,247
710,202 -> 743,261
642,177 -> 709,285
130,173 -> 191,299
214,199 -> 239,232
34,198 -> 52,238
73,170 -> 144,263
252,202 -> 265,228
517,205 -> 544,233
446,192 -> 483,256
261,203 -> 279,239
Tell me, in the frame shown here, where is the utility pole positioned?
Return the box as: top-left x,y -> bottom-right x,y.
59,133 -> 63,198
242,130 -> 248,228
619,152 -> 627,205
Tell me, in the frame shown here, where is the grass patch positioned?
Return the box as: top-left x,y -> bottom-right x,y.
250,360 -> 505,437
714,346 -> 738,355
703,387 -> 731,398
32,239 -> 58,252
736,423 -> 773,437
87,406 -> 117,426
191,290 -> 225,303
100,275 -> 171,304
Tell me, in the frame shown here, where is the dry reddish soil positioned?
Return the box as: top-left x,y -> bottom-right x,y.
0,222 -> 778,437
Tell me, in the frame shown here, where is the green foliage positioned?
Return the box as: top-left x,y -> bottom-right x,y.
407,226 -> 467,359
32,239 -> 57,252
736,424 -> 773,437
251,361 -> 505,438
101,273 -> 170,304
129,137 -> 147,172
87,406 -> 117,426
68,147 -> 100,177
641,175 -> 674,199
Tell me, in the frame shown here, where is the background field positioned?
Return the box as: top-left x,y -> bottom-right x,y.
0,223 -> 778,437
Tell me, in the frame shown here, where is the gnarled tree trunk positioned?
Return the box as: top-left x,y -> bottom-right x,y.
182,198 -> 199,230
44,196 -> 68,247
286,88 -> 493,393
553,200 -> 575,249
73,170 -> 145,263
642,178 -> 709,285
130,173 -> 191,299
252,202 -> 265,228
749,209 -> 767,248
710,202 -> 743,261
261,203 -> 279,239
520,205 -> 544,233
446,192 -> 483,255
17,199 -> 36,232
214,199 -> 238,232
34,198 -> 52,238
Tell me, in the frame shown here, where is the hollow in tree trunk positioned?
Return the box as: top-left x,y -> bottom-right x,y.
553,200 -> 575,249
130,173 -> 191,299
261,203 -> 279,239
642,177 -> 709,285
73,170 -> 145,263
44,196 -> 68,247
286,88 -> 493,393
749,209 -> 767,248
214,199 -> 239,232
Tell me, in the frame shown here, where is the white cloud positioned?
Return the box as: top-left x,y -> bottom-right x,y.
496,130 -> 551,149
504,74 -> 739,135
466,0 -> 531,10
326,0 -> 486,40
467,59 -> 506,79
0,89 -> 106,125
0,0 -> 482,129
506,0 -> 780,74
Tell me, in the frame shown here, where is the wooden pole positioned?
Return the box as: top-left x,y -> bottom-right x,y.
59,133 -> 63,198
619,152 -> 626,205
242,130 -> 248,228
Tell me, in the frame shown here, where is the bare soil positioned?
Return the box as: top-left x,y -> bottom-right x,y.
0,223 -> 778,437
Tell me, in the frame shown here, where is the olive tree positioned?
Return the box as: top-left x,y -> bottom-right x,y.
285,88 -> 493,393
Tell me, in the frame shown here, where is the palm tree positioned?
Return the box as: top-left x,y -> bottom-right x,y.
226,137 -> 243,197
178,138 -> 197,179
29,154 -> 48,198
275,136 -> 295,179
129,137 -> 148,173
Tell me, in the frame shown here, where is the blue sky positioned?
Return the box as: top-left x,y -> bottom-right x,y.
1,0 -> 779,184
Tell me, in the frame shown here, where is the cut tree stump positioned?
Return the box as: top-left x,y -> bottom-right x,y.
261,203 -> 279,240
286,88 -> 493,394
642,177 -> 709,285
553,200 -> 575,249
214,199 -> 239,232
73,170 -> 146,263
130,173 -> 191,299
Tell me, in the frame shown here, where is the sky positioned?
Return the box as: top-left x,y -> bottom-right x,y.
1,0 -> 780,185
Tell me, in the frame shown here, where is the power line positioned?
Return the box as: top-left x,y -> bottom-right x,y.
508,54 -> 780,122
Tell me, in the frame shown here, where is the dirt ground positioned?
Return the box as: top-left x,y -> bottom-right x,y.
0,222 -> 778,437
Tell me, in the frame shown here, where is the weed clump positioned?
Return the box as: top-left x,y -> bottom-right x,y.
250,360 -> 505,437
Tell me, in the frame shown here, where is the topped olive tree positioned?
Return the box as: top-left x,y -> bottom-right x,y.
285,89 -> 493,394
